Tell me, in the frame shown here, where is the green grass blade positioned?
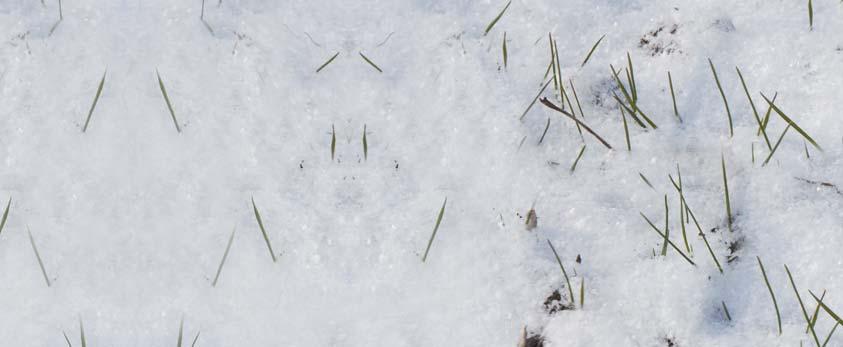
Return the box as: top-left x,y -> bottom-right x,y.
785,265 -> 822,347
668,71 -> 681,122
570,145 -> 586,173
315,52 -> 340,73
362,124 -> 368,161
358,52 -> 383,73
0,196 -> 11,237
537,117 -> 551,145
638,172 -> 654,190
547,239 -> 576,306
331,124 -> 336,161
722,301 -> 732,321
177,318 -> 184,347
809,0 -> 814,30
80,319 -> 86,347
520,79 -> 552,121
660,195 -> 669,256
502,31 -> 508,68
212,228 -> 236,287
757,256 -> 783,335
721,155 -> 732,233
569,79 -> 586,119
580,34 -> 605,67
579,278 -> 585,308
27,227 -> 51,287
620,103 -> 631,151
708,59 -> 733,137
422,197 -> 448,262
822,322 -> 839,347
761,93 -> 823,151
676,165 -> 690,253
484,0 -> 511,35
251,197 -> 277,263
762,124 -> 791,167
156,70 -> 181,133
640,212 -> 695,266
191,331 -> 201,347
627,53 -> 637,102
82,70 -> 106,133
736,67 -> 771,150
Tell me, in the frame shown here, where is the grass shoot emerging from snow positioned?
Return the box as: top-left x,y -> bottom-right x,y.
251,197 -> 277,263
785,264 -> 822,347
756,256 -> 782,335
212,228 -> 236,287
82,70 -> 106,133
708,58 -> 733,137
316,52 -> 340,73
359,52 -> 383,73
484,0 -> 511,36
27,227 -> 51,287
547,240 -> 576,307
156,70 -> 181,133
421,197 -> 448,263
580,34 -> 605,67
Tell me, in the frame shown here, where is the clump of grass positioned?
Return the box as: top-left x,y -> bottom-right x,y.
721,155 -> 732,233
484,0 -> 512,36
502,32 -> 508,68
540,98 -> 612,149
156,70 -> 181,133
27,227 -> 51,287
708,59 -> 733,137
362,124 -> 368,161
82,70 -> 107,133
519,79 -> 551,121
668,175 -> 722,272
359,52 -> 382,73
0,196 -> 10,237
537,118 -> 551,145
331,124 -> 336,161
422,197 -> 448,263
761,93 -> 823,151
785,264 -> 822,347
316,52 -> 340,73
736,67 -> 771,150
640,212 -> 695,266
610,55 -> 657,129
570,145 -> 586,173
212,228 -> 236,287
756,256 -> 782,335
547,240 -> 575,307
580,34 -> 605,67
668,71 -> 681,122
250,197 -> 277,263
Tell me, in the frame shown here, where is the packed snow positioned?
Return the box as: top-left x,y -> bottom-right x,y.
0,0 -> 842,346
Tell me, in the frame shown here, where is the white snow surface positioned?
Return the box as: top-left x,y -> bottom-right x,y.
0,0 -> 842,346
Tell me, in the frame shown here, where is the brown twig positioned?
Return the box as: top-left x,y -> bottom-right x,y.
540,98 -> 612,149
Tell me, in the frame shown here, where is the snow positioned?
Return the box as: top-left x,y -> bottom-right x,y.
0,0 -> 842,346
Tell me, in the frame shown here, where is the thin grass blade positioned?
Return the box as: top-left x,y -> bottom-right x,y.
580,34 -> 605,67
212,228 -> 236,287
359,52 -> 383,73
27,227 -> 50,287
547,240 -> 575,305
156,70 -> 181,133
316,52 -> 340,73
251,197 -> 277,263
761,93 -> 822,151
786,265 -> 822,347
484,1 -> 512,35
421,198 -> 448,262
708,59 -> 733,137
757,256 -> 783,335
83,70 -> 106,132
